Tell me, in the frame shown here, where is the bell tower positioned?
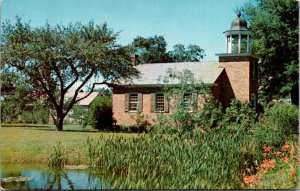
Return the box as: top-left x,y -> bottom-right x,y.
225,12 -> 251,54
216,12 -> 258,109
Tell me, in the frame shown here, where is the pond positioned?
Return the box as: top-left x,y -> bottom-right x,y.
0,163 -> 110,190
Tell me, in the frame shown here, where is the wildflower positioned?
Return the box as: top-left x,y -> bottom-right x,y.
274,151 -> 282,155
261,159 -> 275,168
260,169 -> 268,174
262,146 -> 271,152
268,159 -> 275,168
244,176 -> 255,184
290,146 -> 295,156
281,143 -> 289,151
260,163 -> 267,168
262,153 -> 267,157
289,166 -> 295,179
280,157 -> 289,163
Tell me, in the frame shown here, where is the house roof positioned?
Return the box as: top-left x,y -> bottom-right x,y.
65,91 -> 99,106
120,61 -> 224,86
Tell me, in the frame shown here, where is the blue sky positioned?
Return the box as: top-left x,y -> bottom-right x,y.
2,0 -> 250,61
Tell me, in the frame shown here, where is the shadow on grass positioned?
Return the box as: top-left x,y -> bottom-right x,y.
1,124 -> 139,134
27,127 -> 136,134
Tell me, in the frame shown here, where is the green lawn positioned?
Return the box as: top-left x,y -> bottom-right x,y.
0,125 -> 137,164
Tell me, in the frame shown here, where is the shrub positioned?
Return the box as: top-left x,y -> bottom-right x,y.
134,111 -> 150,133
70,105 -> 87,125
222,99 -> 257,130
85,95 -> 113,130
254,102 -> 298,147
193,96 -> 223,131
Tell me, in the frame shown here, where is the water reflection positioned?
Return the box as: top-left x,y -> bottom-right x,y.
1,163 -> 109,190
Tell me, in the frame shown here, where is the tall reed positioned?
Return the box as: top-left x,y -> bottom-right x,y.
87,127 -> 258,189
48,141 -> 68,169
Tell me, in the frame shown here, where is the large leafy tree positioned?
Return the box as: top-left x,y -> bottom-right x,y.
132,35 -> 172,63
241,0 -> 298,105
1,71 -> 30,121
169,44 -> 205,62
1,69 -> 49,123
132,36 -> 205,63
1,18 -> 138,131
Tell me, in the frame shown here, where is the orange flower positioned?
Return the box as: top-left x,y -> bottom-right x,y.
261,159 -> 276,169
262,146 -> 271,152
290,146 -> 295,156
282,143 -> 289,151
268,159 -> 276,168
260,163 -> 267,168
275,151 -> 282,155
289,166 -> 295,179
244,176 -> 255,184
280,157 -> 289,163
260,169 -> 268,174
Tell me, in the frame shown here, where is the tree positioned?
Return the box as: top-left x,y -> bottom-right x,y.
1,17 -> 139,131
241,0 -> 298,105
84,95 -> 112,130
169,44 -> 205,62
132,35 -> 172,63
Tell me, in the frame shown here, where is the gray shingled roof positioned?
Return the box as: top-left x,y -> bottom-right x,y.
65,91 -> 99,106
120,61 -> 224,86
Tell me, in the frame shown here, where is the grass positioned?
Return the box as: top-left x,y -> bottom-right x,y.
0,125 -> 137,164
86,128 -> 261,189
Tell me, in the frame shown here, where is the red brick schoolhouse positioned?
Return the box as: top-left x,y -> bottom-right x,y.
112,13 -> 258,126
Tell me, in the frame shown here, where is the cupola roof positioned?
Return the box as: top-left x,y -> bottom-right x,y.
230,12 -> 248,31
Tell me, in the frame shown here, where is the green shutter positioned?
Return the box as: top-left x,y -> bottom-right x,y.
192,93 -> 198,112
124,93 -> 129,112
138,93 -> 143,111
164,95 -> 169,113
150,93 -> 155,112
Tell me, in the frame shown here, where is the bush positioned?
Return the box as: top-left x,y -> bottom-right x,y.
70,105 -> 87,125
254,102 -> 298,147
194,96 -> 223,130
222,99 -> 257,130
85,95 -> 113,130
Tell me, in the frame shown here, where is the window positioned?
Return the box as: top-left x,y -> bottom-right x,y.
183,93 -> 193,112
129,93 -> 138,111
125,93 -> 142,112
155,93 -> 165,112
240,35 -> 247,53
151,93 -> 168,113
231,35 -> 239,53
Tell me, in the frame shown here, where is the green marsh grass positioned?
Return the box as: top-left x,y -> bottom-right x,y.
48,141 -> 68,169
87,127 -> 259,189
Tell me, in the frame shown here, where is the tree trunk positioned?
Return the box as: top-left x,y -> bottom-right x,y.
291,83 -> 299,106
55,115 -> 64,131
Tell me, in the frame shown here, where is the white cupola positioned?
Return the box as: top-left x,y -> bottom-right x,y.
224,12 -> 251,54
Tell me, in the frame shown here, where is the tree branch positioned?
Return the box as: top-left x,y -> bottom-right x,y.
63,66 -> 96,116
62,57 -> 79,92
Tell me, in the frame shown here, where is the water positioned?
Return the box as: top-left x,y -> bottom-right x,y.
0,163 -> 110,190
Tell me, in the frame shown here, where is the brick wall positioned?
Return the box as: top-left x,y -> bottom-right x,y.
113,87 -> 209,126
218,55 -> 258,108
113,56 -> 259,125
